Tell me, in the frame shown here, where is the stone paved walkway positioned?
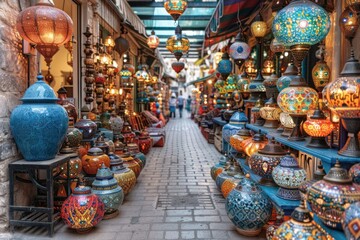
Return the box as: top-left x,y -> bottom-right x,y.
7,115 -> 266,240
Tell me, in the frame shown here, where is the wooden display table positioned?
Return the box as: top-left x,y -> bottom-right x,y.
9,155 -> 71,237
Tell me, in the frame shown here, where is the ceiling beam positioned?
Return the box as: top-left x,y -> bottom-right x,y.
155,35 -> 204,39
137,15 -> 211,20
146,26 -> 206,31
129,1 -> 217,8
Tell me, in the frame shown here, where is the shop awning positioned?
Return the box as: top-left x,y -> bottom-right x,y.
204,0 -> 261,48
185,73 -> 216,87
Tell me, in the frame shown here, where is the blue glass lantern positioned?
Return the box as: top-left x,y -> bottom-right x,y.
229,33 -> 251,68
217,52 -> 233,80
272,0 -> 331,47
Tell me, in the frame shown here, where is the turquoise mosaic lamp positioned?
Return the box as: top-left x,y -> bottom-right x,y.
217,52 -> 233,80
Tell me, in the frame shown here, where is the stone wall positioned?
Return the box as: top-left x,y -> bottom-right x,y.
0,0 -> 37,232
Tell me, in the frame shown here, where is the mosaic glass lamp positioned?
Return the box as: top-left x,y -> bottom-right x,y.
104,35 -> 115,54
217,53 -> 233,80
303,105 -> 334,148
312,44 -> 330,92
166,25 -> 190,61
273,0 -> 330,141
147,31 -> 160,49
171,61 -> 184,73
164,0 -> 187,21
321,6 -> 360,157
229,32 -> 251,69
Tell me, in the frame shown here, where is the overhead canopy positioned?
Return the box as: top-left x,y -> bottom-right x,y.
204,0 -> 261,48
184,73 -> 216,87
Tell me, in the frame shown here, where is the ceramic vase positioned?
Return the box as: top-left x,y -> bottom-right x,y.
122,122 -> 136,144
74,117 -> 97,140
61,184 -> 105,232
57,87 -> 78,123
210,155 -> 229,181
138,131 -> 152,154
273,202 -> 331,240
92,164 -> 124,219
342,202 -> 360,240
229,129 -> 252,156
272,153 -> 307,200
131,153 -> 144,171
221,174 -> 243,198
307,162 -> 360,230
215,161 -> 242,190
10,74 -> 68,161
64,121 -> 83,149
121,153 -> 141,178
134,152 -> 146,168
127,143 -> 140,155
349,163 -> 360,184
225,175 -> 273,236
95,134 -> 110,155
109,153 -> 136,195
242,131 -> 268,157
249,139 -> 286,186
110,114 -> 124,135
81,148 -> 110,175
222,111 -> 248,153
100,111 -> 111,130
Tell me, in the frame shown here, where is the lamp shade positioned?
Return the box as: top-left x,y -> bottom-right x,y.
147,31 -> 160,49
312,61 -> 331,91
229,33 -> 251,64
166,25 -> 190,61
115,37 -> 129,56
16,0 -> 73,66
277,87 -> 318,115
251,19 -> 267,38
272,0 -> 331,47
172,62 -> 185,73
120,68 -> 132,80
164,0 -> 187,21
339,7 -> 359,40
270,38 -> 285,54
217,53 -> 233,80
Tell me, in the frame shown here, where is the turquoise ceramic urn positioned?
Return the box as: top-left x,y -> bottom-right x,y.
222,110 -> 248,153
92,164 -> 124,219
226,175 -> 273,236
10,74 -> 68,161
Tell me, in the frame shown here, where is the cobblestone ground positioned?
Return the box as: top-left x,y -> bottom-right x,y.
8,115 -> 266,240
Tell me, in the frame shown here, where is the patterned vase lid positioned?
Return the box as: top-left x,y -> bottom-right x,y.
73,184 -> 92,195
236,128 -> 252,137
252,130 -> 267,143
291,201 -> 313,223
21,74 -> 58,102
93,164 -> 118,187
258,138 -> 286,155
229,110 -> 248,124
235,174 -> 262,193
323,161 -> 352,183
279,153 -> 300,168
219,154 -> 229,165
87,147 -> 104,156
264,96 -> 278,107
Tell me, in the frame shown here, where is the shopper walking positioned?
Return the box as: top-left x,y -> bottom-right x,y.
177,91 -> 185,118
169,93 -> 177,118
186,96 -> 191,113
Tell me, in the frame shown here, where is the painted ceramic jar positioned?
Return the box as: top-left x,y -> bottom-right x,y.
114,135 -> 126,155
221,174 -> 243,198
342,202 -> 360,240
100,111 -> 111,130
210,155 -> 229,181
58,153 -> 82,179
229,129 -> 252,155
131,153 -> 144,171
222,111 -> 248,142
216,161 -> 243,191
92,164 -> 124,219
273,202 -> 331,240
95,134 -> 110,155
61,184 -> 105,232
349,163 -> 360,184
127,143 -> 140,155
134,152 -> 146,168
64,120 -> 83,149
57,87 -> 78,123
308,162 -> 360,229
242,131 -> 268,157
74,117 -> 97,140
109,153 -> 136,195
266,215 -> 283,240
226,175 -> 273,236
81,147 -> 110,176
122,122 -> 136,144
249,139 -> 286,186
272,153 -> 307,200
10,74 -> 68,161
120,153 -> 141,178
110,114 -> 124,135
138,131 -> 152,154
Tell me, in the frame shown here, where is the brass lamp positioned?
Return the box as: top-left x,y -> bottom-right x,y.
166,25 -> 190,61
147,31 -> 160,49
312,44 -> 330,92
164,0 -> 187,21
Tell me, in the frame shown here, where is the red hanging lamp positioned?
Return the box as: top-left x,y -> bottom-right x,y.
172,62 -> 185,73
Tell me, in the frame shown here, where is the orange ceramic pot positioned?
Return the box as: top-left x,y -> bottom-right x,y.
229,129 -> 252,154
120,153 -> 141,178
81,147 -> 110,175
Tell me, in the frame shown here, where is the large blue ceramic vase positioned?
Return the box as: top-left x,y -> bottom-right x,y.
10,74 -> 68,161
222,111 -> 247,153
226,175 -> 273,237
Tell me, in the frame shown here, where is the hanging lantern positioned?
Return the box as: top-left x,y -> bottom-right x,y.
16,0 -> 73,69
346,0 -> 360,15
251,17 -> 267,39
171,62 -> 185,73
104,35 -> 115,54
166,25 -> 190,61
339,7 -> 359,41
217,52 -> 232,80
164,0 -> 187,21
312,44 -> 330,91
229,32 -> 251,68
147,30 -> 160,49
115,26 -> 129,56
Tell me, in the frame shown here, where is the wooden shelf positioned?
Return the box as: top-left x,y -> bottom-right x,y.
245,124 -> 360,172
